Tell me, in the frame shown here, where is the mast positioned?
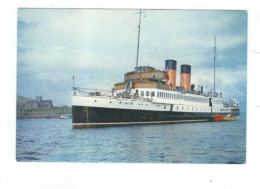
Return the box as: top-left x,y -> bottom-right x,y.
135,10 -> 145,81
72,75 -> 75,89
213,36 -> 217,97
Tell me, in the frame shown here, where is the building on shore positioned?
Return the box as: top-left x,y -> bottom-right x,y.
17,96 -> 53,110
36,96 -> 53,108
24,100 -> 39,109
39,100 -> 53,108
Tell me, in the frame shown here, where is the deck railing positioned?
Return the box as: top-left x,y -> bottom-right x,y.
73,87 -> 112,97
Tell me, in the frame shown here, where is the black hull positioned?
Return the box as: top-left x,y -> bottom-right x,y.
72,105 -> 240,127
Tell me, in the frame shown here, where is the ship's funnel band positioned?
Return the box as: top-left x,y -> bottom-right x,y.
180,64 -> 191,91
165,59 -> 177,90
167,69 -> 176,89
180,73 -> 191,91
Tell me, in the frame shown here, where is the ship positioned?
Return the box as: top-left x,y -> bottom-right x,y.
71,10 -> 240,128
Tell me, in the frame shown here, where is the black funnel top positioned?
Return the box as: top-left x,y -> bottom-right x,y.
165,59 -> 177,70
181,64 -> 191,74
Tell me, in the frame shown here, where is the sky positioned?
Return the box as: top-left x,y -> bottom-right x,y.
17,9 -> 247,107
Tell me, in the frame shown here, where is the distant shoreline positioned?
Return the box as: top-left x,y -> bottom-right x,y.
17,113 -> 72,119
16,107 -> 72,120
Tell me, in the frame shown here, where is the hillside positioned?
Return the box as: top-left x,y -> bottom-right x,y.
17,95 -> 34,104
17,95 -> 34,111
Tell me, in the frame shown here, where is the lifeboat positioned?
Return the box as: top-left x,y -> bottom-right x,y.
213,114 -> 236,122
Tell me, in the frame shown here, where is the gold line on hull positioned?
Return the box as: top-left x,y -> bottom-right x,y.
73,119 -> 212,128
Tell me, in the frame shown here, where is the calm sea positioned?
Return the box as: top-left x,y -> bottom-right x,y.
16,114 -> 246,163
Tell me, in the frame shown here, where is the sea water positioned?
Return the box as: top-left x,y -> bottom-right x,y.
16,114 -> 246,163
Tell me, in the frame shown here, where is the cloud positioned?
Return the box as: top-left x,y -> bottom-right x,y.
17,9 -> 247,105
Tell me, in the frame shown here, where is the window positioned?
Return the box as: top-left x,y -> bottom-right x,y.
157,91 -> 159,97
141,91 -> 144,96
151,91 -> 155,96
146,91 -> 149,96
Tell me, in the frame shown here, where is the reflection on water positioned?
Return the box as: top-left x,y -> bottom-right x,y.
16,115 -> 246,163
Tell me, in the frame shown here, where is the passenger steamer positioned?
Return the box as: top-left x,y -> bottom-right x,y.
71,11 -> 240,128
